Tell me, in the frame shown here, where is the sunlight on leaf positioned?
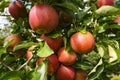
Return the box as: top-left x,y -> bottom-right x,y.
96,6 -> 120,16
13,41 -> 36,51
108,45 -> 118,63
37,42 -> 54,57
32,61 -> 48,80
98,46 -> 104,57
111,76 -> 120,80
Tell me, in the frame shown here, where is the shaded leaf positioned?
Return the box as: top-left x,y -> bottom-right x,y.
88,65 -> 104,80
88,58 -> 103,75
55,3 -> 79,13
105,24 -> 120,29
0,39 -> 13,58
77,7 -> 91,21
0,71 -> 22,80
0,47 -> 6,58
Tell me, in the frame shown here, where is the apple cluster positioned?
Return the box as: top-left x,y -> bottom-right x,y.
25,34 -> 89,80
4,0 -> 98,80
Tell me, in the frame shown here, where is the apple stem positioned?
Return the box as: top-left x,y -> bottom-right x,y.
0,60 -> 13,71
80,26 -> 87,34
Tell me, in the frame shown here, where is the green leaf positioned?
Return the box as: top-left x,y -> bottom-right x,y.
73,51 -> 101,71
97,23 -> 109,33
0,1 -> 10,12
95,6 -> 120,16
108,45 -> 118,63
0,71 -> 22,80
37,42 -> 54,57
13,41 -> 36,51
3,39 -> 13,48
88,65 -> 104,80
116,49 -> 120,62
0,39 -> 13,58
88,58 -> 104,80
77,7 -> 91,21
0,47 -> 6,58
88,58 -> 103,75
55,3 -> 79,13
98,46 -> 104,57
111,76 -> 120,80
29,61 -> 48,80
105,24 -> 120,29
50,75 -> 55,80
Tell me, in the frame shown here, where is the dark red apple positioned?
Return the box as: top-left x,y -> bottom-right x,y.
36,54 -> 59,75
59,11 -> 73,23
75,69 -> 87,80
29,4 -> 59,34
40,34 -> 63,51
46,54 -> 60,75
70,31 -> 95,54
97,0 -> 114,7
8,1 -> 27,19
4,34 -> 23,48
58,47 -> 77,65
56,64 -> 75,80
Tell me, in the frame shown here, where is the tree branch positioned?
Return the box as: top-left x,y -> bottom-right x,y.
16,56 -> 33,71
0,61 -> 13,71
0,14 -> 10,16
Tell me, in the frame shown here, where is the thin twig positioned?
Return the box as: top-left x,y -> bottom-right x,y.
0,14 -> 10,16
16,56 -> 33,71
0,61 -> 13,71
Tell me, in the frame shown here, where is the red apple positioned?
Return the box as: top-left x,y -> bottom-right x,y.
8,1 -> 27,19
36,54 -> 59,75
97,0 -> 114,7
114,15 -> 120,23
40,34 -> 63,51
75,69 -> 87,80
46,54 -> 60,75
35,57 -> 45,66
58,47 -> 77,65
26,45 -> 37,60
70,31 -> 95,54
4,34 -> 23,48
56,64 -> 75,80
29,4 -> 59,34
4,34 -> 25,56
